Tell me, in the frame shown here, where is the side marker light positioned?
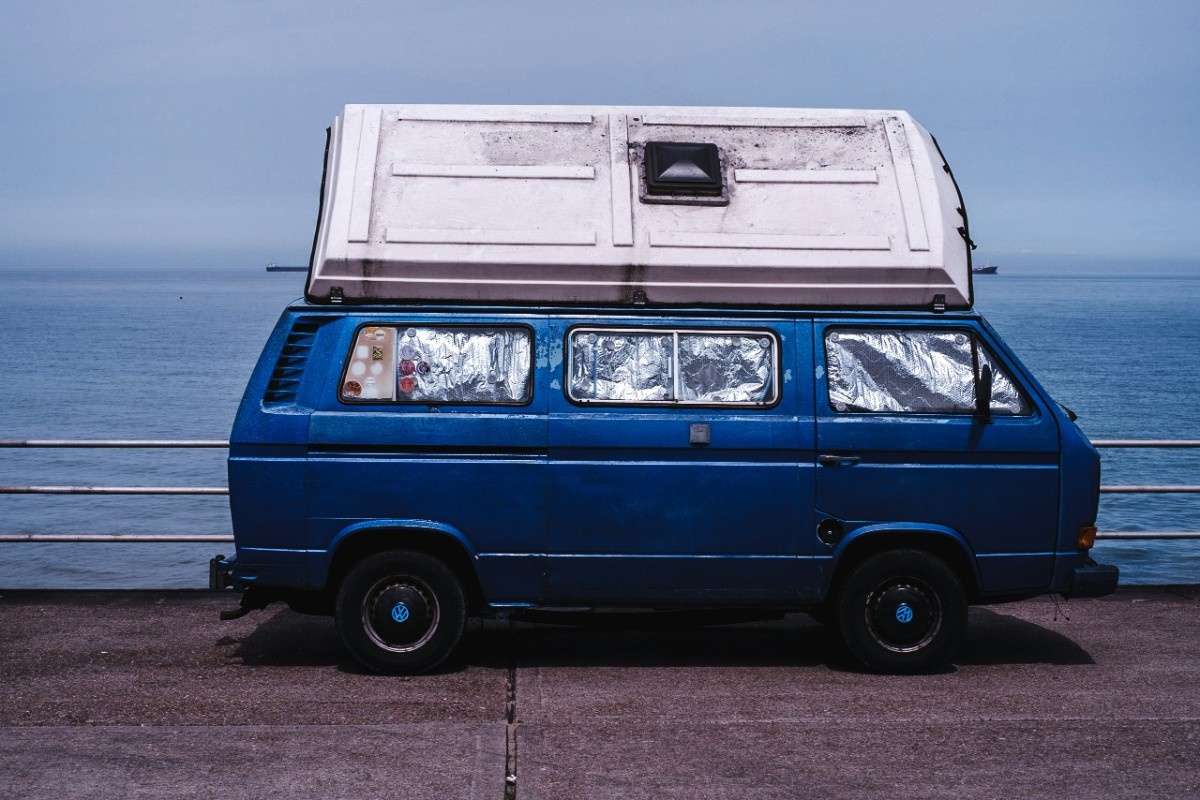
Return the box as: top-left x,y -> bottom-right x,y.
1077,525 -> 1098,549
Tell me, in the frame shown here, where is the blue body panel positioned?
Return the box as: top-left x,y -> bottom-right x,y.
305,311 -> 548,602
812,318 -> 1061,596
226,303 -> 1111,609
543,317 -> 816,604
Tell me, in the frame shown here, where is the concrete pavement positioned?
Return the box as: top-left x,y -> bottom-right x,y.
1,588 -> 1198,799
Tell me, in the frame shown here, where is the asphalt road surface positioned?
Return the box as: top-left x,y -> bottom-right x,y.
1,587 -> 1197,799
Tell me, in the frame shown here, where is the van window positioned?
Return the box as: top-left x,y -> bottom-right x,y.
568,328 -> 777,405
341,325 -> 532,404
824,328 -> 1028,415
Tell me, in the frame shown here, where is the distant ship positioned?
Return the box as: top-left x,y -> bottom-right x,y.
972,263 -> 999,275
266,261 -> 307,272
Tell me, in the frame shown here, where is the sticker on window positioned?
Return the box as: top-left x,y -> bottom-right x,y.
343,326 -> 397,400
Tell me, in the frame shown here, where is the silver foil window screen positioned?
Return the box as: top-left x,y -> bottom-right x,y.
569,332 -> 673,402
569,329 -> 776,405
342,326 -> 532,403
678,334 -> 774,403
825,329 -> 1027,415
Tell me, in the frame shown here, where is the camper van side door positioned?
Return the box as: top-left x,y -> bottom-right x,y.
544,318 -> 817,605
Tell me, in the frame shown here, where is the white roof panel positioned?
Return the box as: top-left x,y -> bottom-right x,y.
307,105 -> 973,308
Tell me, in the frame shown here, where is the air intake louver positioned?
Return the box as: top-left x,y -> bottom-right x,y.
263,321 -> 321,404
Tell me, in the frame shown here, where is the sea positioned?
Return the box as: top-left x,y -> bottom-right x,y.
1,261 -> 1198,588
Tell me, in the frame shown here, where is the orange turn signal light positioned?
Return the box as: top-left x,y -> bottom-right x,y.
1077,525 -> 1098,549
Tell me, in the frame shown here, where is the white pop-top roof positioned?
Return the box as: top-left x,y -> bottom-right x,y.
307,105 -> 973,308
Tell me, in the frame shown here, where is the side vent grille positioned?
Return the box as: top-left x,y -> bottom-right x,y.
263,320 -> 321,405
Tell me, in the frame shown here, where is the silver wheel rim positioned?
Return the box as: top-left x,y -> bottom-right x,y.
864,578 -> 942,654
361,576 -> 441,654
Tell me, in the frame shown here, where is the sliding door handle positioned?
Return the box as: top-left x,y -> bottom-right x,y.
818,454 -> 861,466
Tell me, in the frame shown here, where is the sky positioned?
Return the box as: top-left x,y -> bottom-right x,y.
1,0 -> 1197,271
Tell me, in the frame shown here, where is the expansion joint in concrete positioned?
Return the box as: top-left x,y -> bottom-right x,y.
505,620 -> 518,800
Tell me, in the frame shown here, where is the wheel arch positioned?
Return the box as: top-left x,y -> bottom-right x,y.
323,521 -> 485,613
826,525 -> 981,603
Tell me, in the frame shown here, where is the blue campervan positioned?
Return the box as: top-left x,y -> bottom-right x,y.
214,105 -> 1117,674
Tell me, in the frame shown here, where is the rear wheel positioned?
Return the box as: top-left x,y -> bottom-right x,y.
836,549 -> 967,674
335,550 -> 467,675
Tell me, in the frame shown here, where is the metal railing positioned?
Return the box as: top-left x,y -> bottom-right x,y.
1090,439 -> 1200,540
0,439 -> 231,543
1,438 -> 1198,542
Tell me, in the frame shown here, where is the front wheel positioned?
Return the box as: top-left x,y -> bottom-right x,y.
835,550 -> 967,674
335,551 -> 467,675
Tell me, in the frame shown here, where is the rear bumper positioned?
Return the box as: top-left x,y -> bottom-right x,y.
1068,559 -> 1119,598
209,554 -> 236,590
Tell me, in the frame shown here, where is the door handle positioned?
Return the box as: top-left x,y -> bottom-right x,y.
818,454 -> 860,466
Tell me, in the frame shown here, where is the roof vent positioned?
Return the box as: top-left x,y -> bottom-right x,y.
644,142 -> 724,196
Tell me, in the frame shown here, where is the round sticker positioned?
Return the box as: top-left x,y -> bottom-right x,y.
399,376 -> 415,393
416,361 -> 430,375
399,359 -> 416,375
342,380 -> 362,398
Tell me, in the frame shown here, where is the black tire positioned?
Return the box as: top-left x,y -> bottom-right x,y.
334,550 -> 467,675
835,549 -> 967,674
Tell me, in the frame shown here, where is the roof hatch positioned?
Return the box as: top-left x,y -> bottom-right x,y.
644,141 -> 724,197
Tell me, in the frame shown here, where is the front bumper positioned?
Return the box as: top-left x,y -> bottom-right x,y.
1068,559 -> 1119,598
